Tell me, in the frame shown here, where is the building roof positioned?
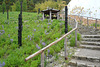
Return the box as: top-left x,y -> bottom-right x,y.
41,8 -> 60,13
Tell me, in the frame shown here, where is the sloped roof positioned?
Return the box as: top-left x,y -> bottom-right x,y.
41,8 -> 60,13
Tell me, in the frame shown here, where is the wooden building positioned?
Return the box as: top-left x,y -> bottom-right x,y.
41,8 -> 60,20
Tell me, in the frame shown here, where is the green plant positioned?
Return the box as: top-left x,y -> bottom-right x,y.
70,36 -> 75,47
69,33 -> 81,47
0,12 -> 73,67
77,33 -> 81,41
55,54 -> 59,61
91,23 -> 100,27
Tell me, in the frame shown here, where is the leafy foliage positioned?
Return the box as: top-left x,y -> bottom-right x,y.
69,32 -> 81,47
2,0 -> 6,12
22,0 -> 27,11
34,0 -> 66,11
0,0 -> 71,12
15,1 -> 20,11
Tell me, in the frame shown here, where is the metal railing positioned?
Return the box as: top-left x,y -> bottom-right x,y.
25,16 -> 78,67
71,15 -> 100,29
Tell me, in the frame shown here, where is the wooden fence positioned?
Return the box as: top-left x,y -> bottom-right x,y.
25,16 -> 78,67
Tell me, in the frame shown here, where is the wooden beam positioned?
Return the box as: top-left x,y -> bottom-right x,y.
25,25 -> 78,61
64,37 -> 68,60
57,12 -> 59,19
87,17 -> 89,26
41,51 -> 44,67
95,19 -> 97,29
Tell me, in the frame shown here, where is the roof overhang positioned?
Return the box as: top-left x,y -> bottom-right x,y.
41,8 -> 60,13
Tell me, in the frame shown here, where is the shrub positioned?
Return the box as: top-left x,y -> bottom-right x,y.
77,33 -> 81,41
91,23 -> 100,27
70,36 -> 75,47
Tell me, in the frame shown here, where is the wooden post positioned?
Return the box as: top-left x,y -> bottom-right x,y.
95,19 -> 97,29
69,17 -> 70,25
41,51 -> 44,67
74,19 -> 76,28
43,12 -> 44,20
18,1 -> 23,46
64,37 -> 68,60
81,16 -> 83,23
50,11 -> 52,20
65,6 -> 68,60
87,17 -> 89,26
63,14 -> 64,20
75,29 -> 77,47
57,12 -> 59,19
38,8 -> 40,14
80,16 -> 81,23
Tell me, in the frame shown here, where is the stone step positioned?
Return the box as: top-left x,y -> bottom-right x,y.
81,41 -> 100,46
82,38 -> 100,42
72,49 -> 100,62
67,65 -> 76,67
82,35 -> 100,38
79,32 -> 97,35
80,44 -> 100,50
68,59 -> 100,67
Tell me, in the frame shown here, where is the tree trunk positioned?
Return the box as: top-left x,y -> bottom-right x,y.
3,8 -> 4,14
6,5 -> 9,20
7,9 -> 9,20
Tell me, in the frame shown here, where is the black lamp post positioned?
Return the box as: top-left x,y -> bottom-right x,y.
18,1 -> 23,46
65,6 -> 68,60
65,6 -> 68,34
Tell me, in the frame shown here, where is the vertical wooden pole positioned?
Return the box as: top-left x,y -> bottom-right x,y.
74,19 -> 76,28
57,12 -> 59,19
69,17 -> 70,25
43,12 -> 44,20
80,16 -> 82,23
7,9 -> 9,20
81,16 -> 83,23
50,11 -> 52,20
41,51 -> 44,67
95,19 -> 97,29
64,37 -> 68,60
75,29 -> 77,47
65,6 -> 68,60
38,8 -> 40,14
87,17 -> 89,26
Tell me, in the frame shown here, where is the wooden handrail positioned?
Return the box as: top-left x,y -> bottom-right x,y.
72,15 -> 100,29
25,17 -> 78,62
71,15 -> 100,20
